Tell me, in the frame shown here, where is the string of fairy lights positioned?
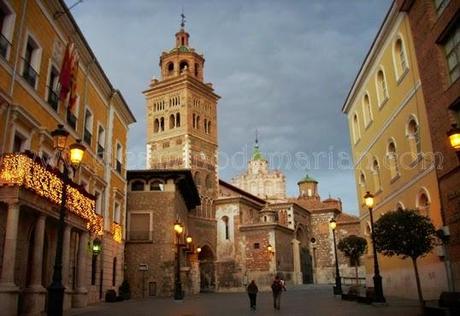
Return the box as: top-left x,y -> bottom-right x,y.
112,223 -> 122,243
0,153 -> 103,236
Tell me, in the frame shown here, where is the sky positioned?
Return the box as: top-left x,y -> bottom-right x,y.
68,0 -> 392,215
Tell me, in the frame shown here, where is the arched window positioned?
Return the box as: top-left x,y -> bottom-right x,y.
394,38 -> 408,79
407,117 -> 421,159
196,116 -> 200,129
194,63 -> 199,77
160,117 -> 165,132
353,113 -> 360,143
416,189 -> 430,216
154,119 -> 159,133
396,201 -> 405,210
205,174 -> 212,189
363,94 -> 373,126
192,113 -> 196,128
176,113 -> 181,127
222,216 -> 229,240
387,141 -> 399,179
150,180 -> 164,191
207,121 -> 211,134
131,180 -> 144,191
359,172 -> 366,201
204,118 -> 208,133
169,114 -> 175,129
372,159 -> 382,192
180,60 -> 189,73
167,62 -> 174,75
376,70 -> 389,105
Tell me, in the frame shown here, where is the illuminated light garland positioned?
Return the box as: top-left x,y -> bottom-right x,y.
0,153 -> 102,235
112,223 -> 122,243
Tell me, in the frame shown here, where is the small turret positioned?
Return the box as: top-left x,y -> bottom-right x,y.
297,173 -> 319,198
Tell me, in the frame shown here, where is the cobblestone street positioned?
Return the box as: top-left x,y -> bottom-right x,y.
68,285 -> 421,316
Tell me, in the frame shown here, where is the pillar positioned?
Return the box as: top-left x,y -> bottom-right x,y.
22,215 -> 47,315
62,225 -> 72,310
72,231 -> 88,308
0,203 -> 20,316
291,239 -> 302,285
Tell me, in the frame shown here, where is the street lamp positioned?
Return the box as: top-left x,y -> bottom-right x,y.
48,124 -> 86,316
329,218 -> 342,295
364,191 -> 386,303
174,220 -> 184,300
267,244 -> 274,253
447,124 -> 460,160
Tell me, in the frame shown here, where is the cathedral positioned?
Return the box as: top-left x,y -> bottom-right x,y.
125,21 -> 363,297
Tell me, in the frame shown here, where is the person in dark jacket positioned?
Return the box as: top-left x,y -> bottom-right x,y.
247,280 -> 259,311
271,276 -> 286,310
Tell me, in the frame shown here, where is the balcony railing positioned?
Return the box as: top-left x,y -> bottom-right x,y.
47,86 -> 59,111
83,129 -> 92,146
116,160 -> 122,173
22,58 -> 38,88
67,109 -> 77,130
0,152 -> 103,235
0,32 -> 11,59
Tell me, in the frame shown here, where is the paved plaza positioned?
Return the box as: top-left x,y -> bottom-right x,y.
68,285 -> 422,316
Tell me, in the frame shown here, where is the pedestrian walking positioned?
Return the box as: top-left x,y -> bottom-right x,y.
271,276 -> 286,310
247,280 -> 259,311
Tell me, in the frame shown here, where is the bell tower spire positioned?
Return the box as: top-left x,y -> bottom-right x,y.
176,11 -> 190,48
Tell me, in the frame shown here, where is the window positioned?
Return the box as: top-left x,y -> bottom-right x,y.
169,114 -> 175,129
394,38 -> 408,81
94,191 -> 102,215
196,116 -> 200,129
222,216 -> 229,240
112,257 -> 117,287
154,119 -> 159,133
22,36 -> 41,88
150,180 -> 163,191
204,119 -> 208,133
194,63 -> 199,77
84,109 -> 93,145
417,189 -> 430,216
97,125 -> 105,159
91,254 -> 97,285
205,175 -> 212,189
47,65 -> 59,111
116,143 -> 122,173
352,113 -> 360,143
67,107 -> 77,130
167,62 -> 174,75
443,23 -> 460,83
12,132 -> 26,152
194,172 -> 201,187
254,243 -> 260,249
359,172 -> 366,202
179,60 -> 189,73
114,202 -> 120,223
372,159 -> 382,192
131,180 -> 144,191
192,113 -> 196,128
376,70 -> 389,105
363,94 -> 373,126
176,113 -> 180,127
387,141 -> 399,179
0,1 -> 15,60
434,0 -> 450,14
407,117 -> 421,159
160,117 -> 164,132
207,121 -> 211,134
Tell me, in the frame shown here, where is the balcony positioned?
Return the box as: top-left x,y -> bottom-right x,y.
0,33 -> 11,60
0,152 -> 103,235
47,86 -> 59,111
116,160 -> 122,173
22,59 -> 38,88
67,109 -> 77,130
83,129 -> 92,146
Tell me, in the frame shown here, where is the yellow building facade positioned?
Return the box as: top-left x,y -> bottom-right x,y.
342,4 -> 447,300
0,0 -> 135,315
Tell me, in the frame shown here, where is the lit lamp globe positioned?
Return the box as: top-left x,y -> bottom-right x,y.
92,239 -> 102,255
69,140 -> 86,167
329,218 -> 337,230
196,247 -> 202,253
447,125 -> 460,152
267,244 -> 273,253
174,221 -> 183,235
51,124 -> 69,152
364,191 -> 375,209
186,236 -> 193,244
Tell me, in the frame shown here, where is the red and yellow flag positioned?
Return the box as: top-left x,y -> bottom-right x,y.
59,42 -> 79,112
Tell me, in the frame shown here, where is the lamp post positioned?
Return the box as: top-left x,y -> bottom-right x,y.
364,191 -> 386,303
48,124 -> 86,316
174,220 -> 184,300
447,124 -> 460,160
329,218 -> 342,295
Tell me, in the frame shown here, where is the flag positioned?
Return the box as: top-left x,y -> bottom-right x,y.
58,42 -> 79,112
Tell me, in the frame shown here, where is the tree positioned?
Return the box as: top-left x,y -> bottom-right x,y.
373,208 -> 436,307
337,235 -> 367,285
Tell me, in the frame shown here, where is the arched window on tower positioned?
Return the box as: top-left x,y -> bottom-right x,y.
167,62 -> 174,76
195,63 -> 199,77
194,171 -> 201,187
180,60 -> 189,73
196,116 -> 200,129
192,113 -> 196,128
204,119 -> 208,133
176,113 -> 181,127
207,121 -> 211,134
154,119 -> 159,133
169,114 -> 175,129
160,117 -> 165,132
222,216 -> 229,240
